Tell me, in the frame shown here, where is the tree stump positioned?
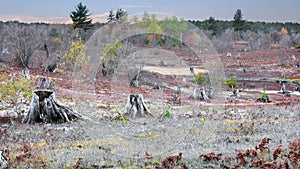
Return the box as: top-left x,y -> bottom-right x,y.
279,83 -> 287,94
0,150 -> 8,169
279,82 -> 291,97
45,62 -> 58,72
22,77 -> 80,124
190,87 -> 209,100
189,66 -> 195,76
128,68 -> 140,87
21,68 -> 30,79
121,94 -> 153,118
231,86 -> 240,98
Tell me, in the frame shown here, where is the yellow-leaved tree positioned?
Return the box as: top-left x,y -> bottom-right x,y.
280,27 -> 288,35
62,38 -> 90,73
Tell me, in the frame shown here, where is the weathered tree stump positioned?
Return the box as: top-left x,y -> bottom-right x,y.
153,83 -> 160,89
190,66 -> 195,76
278,82 -> 291,97
0,150 -> 8,169
279,83 -> 287,94
21,68 -> 30,79
121,94 -> 153,118
101,62 -> 108,76
45,62 -> 58,72
231,86 -> 240,98
22,77 -> 80,124
190,87 -> 209,100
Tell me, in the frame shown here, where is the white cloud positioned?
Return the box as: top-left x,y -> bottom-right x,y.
0,14 -> 68,23
92,12 -> 110,23
0,12 -> 109,24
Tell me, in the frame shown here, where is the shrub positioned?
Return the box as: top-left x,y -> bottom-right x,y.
225,76 -> 238,89
0,74 -> 34,113
194,73 -> 209,85
258,91 -> 271,102
163,109 -> 171,117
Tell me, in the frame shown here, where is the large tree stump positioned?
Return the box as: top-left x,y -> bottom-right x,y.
22,77 -> 80,124
121,94 -> 153,118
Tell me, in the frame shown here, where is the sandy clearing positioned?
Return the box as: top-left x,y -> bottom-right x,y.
143,66 -> 208,76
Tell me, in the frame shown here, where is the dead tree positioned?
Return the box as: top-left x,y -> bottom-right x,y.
190,87 -> 209,100
121,94 -> 153,118
44,43 -> 59,73
23,77 -> 80,124
128,67 -> 141,87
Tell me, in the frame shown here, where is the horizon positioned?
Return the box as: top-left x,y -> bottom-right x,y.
0,0 -> 299,24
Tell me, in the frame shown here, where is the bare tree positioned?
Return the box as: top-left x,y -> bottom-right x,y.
5,22 -> 46,68
128,67 -> 141,87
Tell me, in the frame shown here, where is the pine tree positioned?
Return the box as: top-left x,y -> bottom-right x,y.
116,9 -> 127,23
70,2 -> 93,31
107,9 -> 127,24
107,10 -> 115,23
233,9 -> 245,32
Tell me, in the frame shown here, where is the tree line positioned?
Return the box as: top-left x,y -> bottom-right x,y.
189,9 -> 300,35
1,4 -> 300,69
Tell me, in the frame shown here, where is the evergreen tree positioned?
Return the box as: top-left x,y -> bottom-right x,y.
116,9 -> 127,23
70,2 -> 93,31
107,10 -> 115,23
233,9 -> 245,32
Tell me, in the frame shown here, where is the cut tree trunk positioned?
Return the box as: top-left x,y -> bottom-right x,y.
279,83 -> 287,94
128,68 -> 140,87
0,150 -> 8,169
23,77 -> 80,124
190,87 -> 209,100
21,68 -> 30,79
121,94 -> 153,118
231,86 -> 240,98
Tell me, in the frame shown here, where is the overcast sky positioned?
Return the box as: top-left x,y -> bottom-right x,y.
0,0 -> 299,23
